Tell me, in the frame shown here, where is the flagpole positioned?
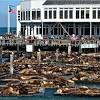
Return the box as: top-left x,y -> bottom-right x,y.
8,5 -> 10,34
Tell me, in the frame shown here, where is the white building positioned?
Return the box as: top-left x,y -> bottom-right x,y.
17,0 -> 100,39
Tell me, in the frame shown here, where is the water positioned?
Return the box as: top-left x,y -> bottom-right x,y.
0,27 -> 16,35
0,95 -> 100,100
0,87 -> 99,100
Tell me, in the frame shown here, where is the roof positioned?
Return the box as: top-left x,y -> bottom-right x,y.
43,0 -> 100,5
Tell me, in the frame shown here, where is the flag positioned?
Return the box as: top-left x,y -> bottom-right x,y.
9,5 -> 16,14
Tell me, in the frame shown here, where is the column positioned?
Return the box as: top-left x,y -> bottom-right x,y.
94,27 -> 96,36
34,26 -> 37,37
42,21 -> 43,37
55,49 -> 59,62
37,49 -> 41,65
10,52 -> 14,75
38,26 -> 40,35
25,26 -> 28,38
28,26 -> 30,37
68,43 -> 71,56
99,27 -> 100,36
31,27 -> 34,37
73,23 -> 76,35
57,8 -> 59,20
78,26 -> 81,36
83,27 -> 85,35
90,22 -> 92,38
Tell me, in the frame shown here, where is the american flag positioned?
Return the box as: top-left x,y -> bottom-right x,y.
9,5 -> 16,14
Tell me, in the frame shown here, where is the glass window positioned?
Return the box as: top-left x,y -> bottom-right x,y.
85,28 -> 90,35
64,10 -> 68,19
37,10 -> 41,20
26,11 -> 28,20
76,28 -> 78,35
18,11 -> 20,21
53,10 -> 57,19
86,10 -> 89,19
44,11 -> 47,19
92,28 -> 94,35
54,28 -> 57,35
49,9 -> 52,19
32,10 -> 36,20
28,11 -> 30,20
98,10 -> 100,19
23,11 -> 25,20
97,27 -> 99,35
60,9 -> 63,19
81,28 -> 84,35
76,10 -> 79,19
81,10 -> 84,19
69,10 -> 73,19
93,10 -> 96,19
21,11 -> 23,20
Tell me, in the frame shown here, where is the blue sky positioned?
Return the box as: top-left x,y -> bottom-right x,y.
0,0 -> 20,27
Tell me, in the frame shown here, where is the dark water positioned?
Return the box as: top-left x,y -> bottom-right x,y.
0,27 -> 16,35
0,95 -> 100,100
0,88 -> 99,100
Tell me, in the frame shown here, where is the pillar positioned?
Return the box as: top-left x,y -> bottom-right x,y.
55,49 -> 59,62
10,52 -> 14,75
25,26 -> 28,38
31,27 -> 34,37
90,22 -> 92,38
28,25 -> 30,37
37,49 -> 41,65
68,43 -> 71,56
34,26 -> 37,37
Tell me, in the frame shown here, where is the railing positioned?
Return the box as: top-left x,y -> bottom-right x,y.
0,38 -> 100,47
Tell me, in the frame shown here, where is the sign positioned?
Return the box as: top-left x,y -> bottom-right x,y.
81,44 -> 98,49
26,45 -> 33,52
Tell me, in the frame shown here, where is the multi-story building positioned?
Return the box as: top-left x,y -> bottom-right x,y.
17,0 -> 100,39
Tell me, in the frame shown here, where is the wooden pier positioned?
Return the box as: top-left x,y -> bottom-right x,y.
0,36 -> 100,52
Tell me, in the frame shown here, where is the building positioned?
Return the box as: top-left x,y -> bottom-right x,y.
17,0 -> 100,39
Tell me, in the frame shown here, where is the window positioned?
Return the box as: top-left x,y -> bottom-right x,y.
44,10 -> 48,19
92,28 -> 94,35
93,10 -> 96,19
21,11 -> 23,20
69,10 -> 73,19
53,9 -> 57,19
86,10 -> 89,19
21,11 -> 25,20
60,9 -> 63,19
76,10 -> 79,19
49,9 -> 52,19
64,9 -> 68,19
32,10 -> 36,20
18,11 -> 20,21
23,11 -> 25,20
28,11 -> 30,20
81,10 -> 84,19
97,27 -> 99,35
37,10 -> 41,20
54,28 -> 57,35
98,10 -> 100,19
26,11 -> 28,20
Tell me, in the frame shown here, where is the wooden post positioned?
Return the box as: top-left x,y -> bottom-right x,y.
68,43 -> 71,56
55,48 -> 59,62
37,49 -> 41,65
10,52 -> 14,75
